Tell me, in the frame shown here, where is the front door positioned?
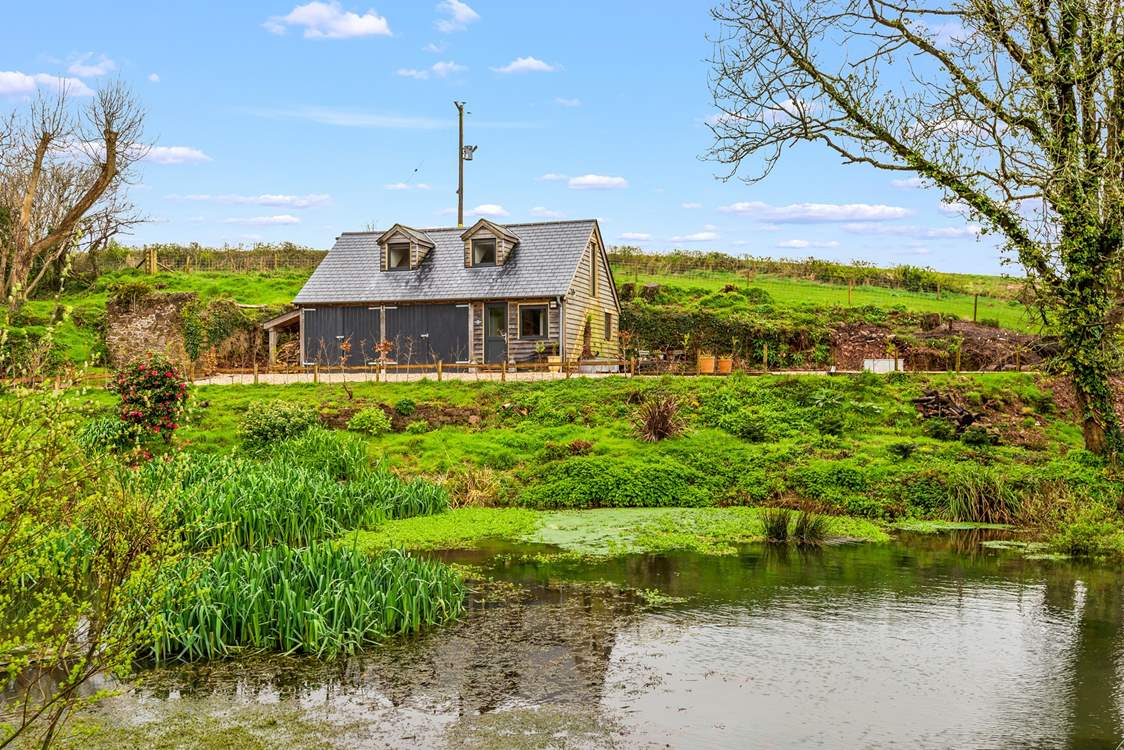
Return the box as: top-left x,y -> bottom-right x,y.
484,302 -> 507,364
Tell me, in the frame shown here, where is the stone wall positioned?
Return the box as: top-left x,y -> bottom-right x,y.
105,292 -> 197,368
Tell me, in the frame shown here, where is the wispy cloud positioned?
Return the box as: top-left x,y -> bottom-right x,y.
264,1 -> 391,39
147,73 -> 160,83
671,230 -> 719,242
67,54 -> 116,77
891,177 -> 925,189
492,56 -> 558,74
435,0 -> 479,32
554,97 -> 580,107
537,173 -> 568,182
568,174 -> 628,190
422,42 -> 446,53
384,182 -> 431,190
619,232 -> 651,241
841,222 -> 980,239
529,206 -> 566,218
397,60 -> 466,79
718,201 -> 911,222
0,71 -> 94,97
775,239 -> 840,249
171,193 -> 330,208
223,215 -> 301,226
145,146 -> 212,165
681,201 -> 702,209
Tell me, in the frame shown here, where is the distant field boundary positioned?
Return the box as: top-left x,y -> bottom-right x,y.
609,250 -> 1026,301
74,244 -> 328,276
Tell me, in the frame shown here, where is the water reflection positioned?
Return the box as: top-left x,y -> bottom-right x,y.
76,532 -> 1124,749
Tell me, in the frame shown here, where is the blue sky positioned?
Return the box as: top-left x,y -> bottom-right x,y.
3,0 -> 1007,273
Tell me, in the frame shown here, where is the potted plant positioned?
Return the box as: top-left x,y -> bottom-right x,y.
717,337 -> 736,375
546,341 -> 563,373
697,350 -> 716,374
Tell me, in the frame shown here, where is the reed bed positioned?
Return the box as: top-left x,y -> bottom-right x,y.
761,508 -> 792,542
141,546 -> 465,663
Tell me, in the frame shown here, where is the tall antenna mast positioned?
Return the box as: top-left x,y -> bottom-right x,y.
454,101 -> 477,228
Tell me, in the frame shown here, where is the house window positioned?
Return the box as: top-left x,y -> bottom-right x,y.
472,238 -> 497,266
387,242 -> 410,270
604,311 -> 612,340
519,305 -> 548,339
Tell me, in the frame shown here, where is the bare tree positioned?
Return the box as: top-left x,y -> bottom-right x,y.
708,0 -> 1124,457
0,82 -> 145,311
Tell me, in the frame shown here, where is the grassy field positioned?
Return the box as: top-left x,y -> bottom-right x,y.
613,267 -> 1038,332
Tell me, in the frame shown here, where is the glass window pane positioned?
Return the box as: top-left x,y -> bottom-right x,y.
486,306 -> 505,336
520,306 -> 546,337
473,239 -> 496,266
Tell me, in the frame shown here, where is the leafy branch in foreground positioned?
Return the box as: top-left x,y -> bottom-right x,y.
708,0 -> 1124,457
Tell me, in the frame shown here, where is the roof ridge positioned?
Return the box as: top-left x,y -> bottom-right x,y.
339,218 -> 596,237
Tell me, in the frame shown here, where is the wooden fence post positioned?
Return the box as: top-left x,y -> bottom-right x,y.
973,293 -> 979,322
955,348 -> 961,374
847,278 -> 853,306
313,363 -> 319,384
564,357 -> 571,379
762,342 -> 769,372
500,362 -> 507,382
436,360 -> 443,382
253,361 -> 259,385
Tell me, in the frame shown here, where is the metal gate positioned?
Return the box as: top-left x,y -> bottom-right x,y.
302,306 -> 381,365
384,304 -> 470,364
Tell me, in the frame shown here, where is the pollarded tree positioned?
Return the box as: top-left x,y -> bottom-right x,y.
0,82 -> 144,312
707,0 -> 1124,457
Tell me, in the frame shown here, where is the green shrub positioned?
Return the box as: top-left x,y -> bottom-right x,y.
921,418 -> 957,441
140,546 -> 464,662
238,400 -> 320,448
718,407 -> 773,442
887,441 -> 918,460
518,455 -> 711,509
1050,506 -> 1124,558
960,424 -> 999,447
405,419 -> 430,434
348,407 -> 392,436
394,398 -> 417,416
816,412 -> 845,437
107,355 -> 189,443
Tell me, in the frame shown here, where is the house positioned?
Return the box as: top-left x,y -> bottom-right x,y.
291,218 -> 620,366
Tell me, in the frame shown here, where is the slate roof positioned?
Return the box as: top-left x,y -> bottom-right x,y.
294,219 -> 597,304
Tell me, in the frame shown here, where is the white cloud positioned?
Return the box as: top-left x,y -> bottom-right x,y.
223,215 -> 301,225
529,206 -> 566,218
492,56 -> 557,74
147,73 -> 161,83
681,201 -> 702,209
775,239 -> 840,249
537,172 -> 567,182
891,177 -> 925,189
554,97 -> 581,107
384,182 -> 430,190
939,199 -> 970,215
435,0 -> 479,32
718,201 -> 911,222
172,193 -> 331,208
841,222 -> 981,239
265,1 -> 391,39
67,54 -> 116,77
397,60 -> 466,79
671,231 -> 719,242
470,204 -> 508,217
568,174 -> 628,190
619,232 -> 651,241
145,146 -> 212,165
422,42 -> 446,53
0,71 -> 94,97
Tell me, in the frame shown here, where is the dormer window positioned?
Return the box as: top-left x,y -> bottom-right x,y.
472,239 -> 497,266
387,242 -> 410,270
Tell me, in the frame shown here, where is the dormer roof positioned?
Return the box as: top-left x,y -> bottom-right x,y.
376,223 -> 435,249
459,218 -> 520,245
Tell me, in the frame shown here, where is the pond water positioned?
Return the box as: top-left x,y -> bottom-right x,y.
86,531 -> 1124,749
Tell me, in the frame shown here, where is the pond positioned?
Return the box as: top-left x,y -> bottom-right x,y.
76,530 -> 1124,749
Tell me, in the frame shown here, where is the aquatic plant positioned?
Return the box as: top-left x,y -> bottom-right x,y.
140,546 -> 465,662
761,507 -> 791,542
793,510 -> 828,545
270,427 -> 369,481
943,464 -> 1019,524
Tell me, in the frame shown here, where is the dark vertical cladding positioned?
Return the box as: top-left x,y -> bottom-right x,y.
302,306 -> 380,365
385,304 -> 469,364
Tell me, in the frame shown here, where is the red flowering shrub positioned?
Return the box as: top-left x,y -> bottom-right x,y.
108,355 -> 189,443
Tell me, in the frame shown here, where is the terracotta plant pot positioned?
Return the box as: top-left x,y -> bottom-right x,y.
547,355 -> 562,373
717,356 -> 734,374
697,353 -> 716,374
